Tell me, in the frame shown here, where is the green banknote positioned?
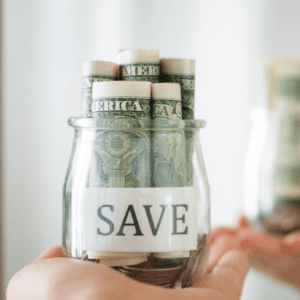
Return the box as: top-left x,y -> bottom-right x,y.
160,74 -> 195,186
152,99 -> 182,120
160,74 -> 195,119
92,97 -> 151,119
89,97 -> 151,188
82,76 -> 116,118
151,99 -> 186,188
119,63 -> 160,83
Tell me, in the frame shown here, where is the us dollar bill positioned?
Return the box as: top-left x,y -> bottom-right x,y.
116,50 -> 160,83
86,117 -> 151,266
84,79 -> 152,265
151,106 -> 186,188
160,74 -> 195,186
92,97 -> 151,119
160,74 -> 195,119
82,76 -> 116,118
119,63 -> 160,83
152,99 -> 183,120
151,93 -> 189,261
88,117 -> 151,188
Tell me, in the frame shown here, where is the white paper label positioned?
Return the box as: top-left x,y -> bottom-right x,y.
80,187 -> 198,252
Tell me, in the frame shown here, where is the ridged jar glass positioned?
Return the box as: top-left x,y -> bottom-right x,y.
63,117 -> 210,288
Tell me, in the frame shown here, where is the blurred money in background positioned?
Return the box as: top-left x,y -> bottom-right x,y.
257,59 -> 300,235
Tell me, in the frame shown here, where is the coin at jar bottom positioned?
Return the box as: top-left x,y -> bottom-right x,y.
181,234 -> 209,287
118,234 -> 209,288
119,260 -> 186,287
80,234 -> 210,288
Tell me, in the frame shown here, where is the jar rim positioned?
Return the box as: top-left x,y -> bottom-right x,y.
68,117 -> 206,130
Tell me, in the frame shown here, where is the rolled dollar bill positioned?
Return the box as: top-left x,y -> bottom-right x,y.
92,81 -> 151,120
81,61 -> 118,118
151,83 -> 189,261
152,83 -> 183,120
159,58 -> 195,119
88,81 -> 152,265
91,81 -> 151,187
160,58 -> 196,186
151,83 -> 186,187
116,50 -> 160,82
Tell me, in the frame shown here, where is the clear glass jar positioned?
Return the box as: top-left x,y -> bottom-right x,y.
256,100 -> 300,235
63,117 -> 210,288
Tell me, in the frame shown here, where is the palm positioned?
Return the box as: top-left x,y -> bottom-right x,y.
7,238 -> 249,300
237,225 -> 300,289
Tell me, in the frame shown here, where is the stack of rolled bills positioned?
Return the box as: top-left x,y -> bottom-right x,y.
81,50 -> 196,266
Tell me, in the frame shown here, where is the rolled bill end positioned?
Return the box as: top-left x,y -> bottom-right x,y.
151,83 -> 181,100
92,81 -> 151,99
86,251 -> 149,267
116,50 -> 160,64
160,58 -> 196,75
82,60 -> 119,78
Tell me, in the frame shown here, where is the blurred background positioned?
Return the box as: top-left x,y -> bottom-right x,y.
1,0 -> 300,298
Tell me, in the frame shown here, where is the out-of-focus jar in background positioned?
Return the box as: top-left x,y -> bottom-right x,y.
245,59 -> 300,235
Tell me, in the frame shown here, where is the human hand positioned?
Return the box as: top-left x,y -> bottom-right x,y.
236,216 -> 300,292
7,238 -> 249,300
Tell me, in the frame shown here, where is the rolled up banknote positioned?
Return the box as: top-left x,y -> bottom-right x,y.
116,50 -> 160,83
159,58 -> 195,119
160,58 -> 196,186
151,83 -> 186,187
87,81 -> 152,266
91,81 -> 151,187
81,61 -> 118,118
151,83 -> 190,260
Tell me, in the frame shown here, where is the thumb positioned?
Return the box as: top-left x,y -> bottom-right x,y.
195,250 -> 250,300
32,245 -> 69,263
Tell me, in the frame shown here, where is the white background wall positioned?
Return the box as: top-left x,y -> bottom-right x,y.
2,0 -> 300,299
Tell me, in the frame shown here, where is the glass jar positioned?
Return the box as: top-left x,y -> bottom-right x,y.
256,100 -> 300,235
63,117 -> 210,288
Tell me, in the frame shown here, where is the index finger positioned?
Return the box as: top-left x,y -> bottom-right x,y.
238,229 -> 292,254
207,234 -> 241,273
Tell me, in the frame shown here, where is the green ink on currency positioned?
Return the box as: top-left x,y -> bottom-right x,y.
152,99 -> 182,120
119,63 -> 160,83
160,74 -> 195,186
92,97 -> 151,119
151,99 -> 186,187
161,74 -> 195,119
81,76 -> 116,118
